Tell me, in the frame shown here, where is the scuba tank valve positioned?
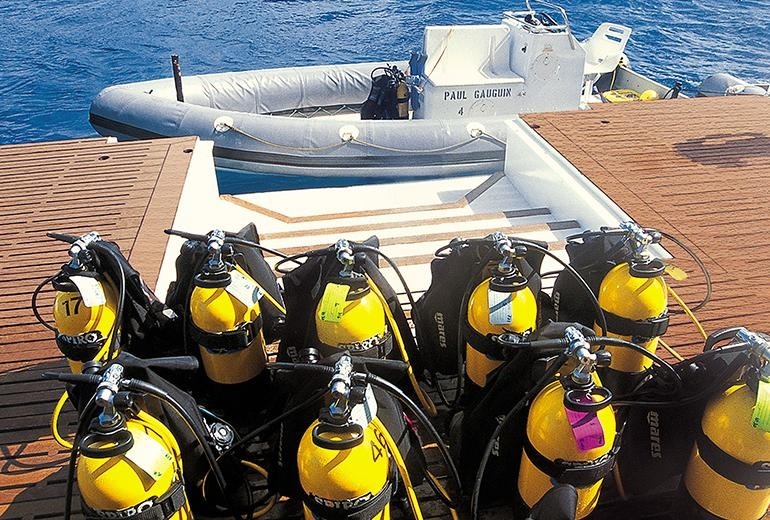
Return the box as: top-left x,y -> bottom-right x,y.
518,326 -> 616,519
684,328 -> 770,519
465,233 -> 537,388
297,353 -> 395,520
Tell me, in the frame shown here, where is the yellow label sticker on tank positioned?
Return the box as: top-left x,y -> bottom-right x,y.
125,432 -> 174,480
226,270 -> 263,307
70,275 -> 107,307
319,283 -> 350,323
751,378 -> 770,432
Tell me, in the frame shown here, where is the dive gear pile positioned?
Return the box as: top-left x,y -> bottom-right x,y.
33,221 -> 770,519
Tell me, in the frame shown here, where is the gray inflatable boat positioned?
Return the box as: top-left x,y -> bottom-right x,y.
90,4 -> 671,178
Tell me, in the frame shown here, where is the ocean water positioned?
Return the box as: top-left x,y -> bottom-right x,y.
1,0 -> 768,190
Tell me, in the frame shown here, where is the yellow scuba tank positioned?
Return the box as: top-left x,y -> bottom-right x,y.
189,229 -> 267,385
684,329 -> 770,520
518,327 -> 616,519
593,223 -> 669,378
314,240 -> 391,359
76,364 -> 191,519
297,355 -> 394,519
466,236 -> 537,388
396,78 -> 409,119
50,232 -> 118,373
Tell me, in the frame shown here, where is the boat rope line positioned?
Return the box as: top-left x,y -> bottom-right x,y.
222,119 -> 506,155
223,122 -> 349,153
89,112 -> 506,168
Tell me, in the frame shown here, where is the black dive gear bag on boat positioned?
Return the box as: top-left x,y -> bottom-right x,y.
411,237 -> 547,376
551,230 -> 635,327
452,322 -> 594,506
361,65 -> 407,120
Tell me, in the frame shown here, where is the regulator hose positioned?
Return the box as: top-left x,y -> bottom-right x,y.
470,352 -> 570,520
90,241 -> 127,362
658,230 -> 712,312
31,273 -> 60,332
266,361 -> 463,509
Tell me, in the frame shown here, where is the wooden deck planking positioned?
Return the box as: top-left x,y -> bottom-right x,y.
523,95 -> 770,355
0,136 -> 196,520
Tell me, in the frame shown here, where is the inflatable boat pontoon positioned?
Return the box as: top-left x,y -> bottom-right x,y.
90,3 -> 677,178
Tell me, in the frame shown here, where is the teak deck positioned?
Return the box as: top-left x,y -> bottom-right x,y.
0,137 -> 197,518
2,95 -> 770,518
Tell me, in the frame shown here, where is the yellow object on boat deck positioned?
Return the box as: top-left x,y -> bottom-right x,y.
601,89 -> 641,102
602,89 -> 659,103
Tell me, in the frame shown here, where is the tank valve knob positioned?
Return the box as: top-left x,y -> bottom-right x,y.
595,350 -> 612,368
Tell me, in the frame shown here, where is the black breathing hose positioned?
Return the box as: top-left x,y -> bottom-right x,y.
31,273 -> 60,332
90,242 -> 126,362
363,372 -> 463,507
220,387 -> 328,458
470,351 -> 570,520
596,337 -> 682,391
658,230 -> 712,312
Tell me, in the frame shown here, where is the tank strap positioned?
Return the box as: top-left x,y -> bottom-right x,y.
603,310 -> 669,338
82,481 -> 186,520
191,315 -> 263,352
696,426 -> 770,490
302,466 -> 396,520
56,331 -> 106,361
464,318 -> 504,360
523,433 -> 619,487
318,332 -> 393,359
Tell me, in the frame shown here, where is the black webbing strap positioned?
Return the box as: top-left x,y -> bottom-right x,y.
83,481 -> 186,520
191,315 -> 263,352
302,469 -> 395,520
523,433 -> 619,487
696,426 -> 770,490
604,310 -> 669,339
318,333 -> 393,360
464,319 -> 504,360
56,332 -> 106,362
